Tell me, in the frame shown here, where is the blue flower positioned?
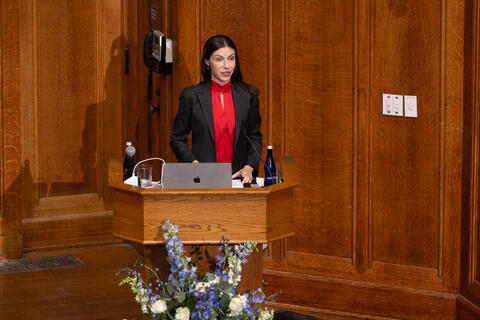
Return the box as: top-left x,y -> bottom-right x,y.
118,222 -> 277,320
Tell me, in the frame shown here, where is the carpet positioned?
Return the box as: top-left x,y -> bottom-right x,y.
0,255 -> 83,274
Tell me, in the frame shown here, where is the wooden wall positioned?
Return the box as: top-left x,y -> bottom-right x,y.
0,0 -> 23,259
1,0 -> 479,318
0,0 -> 123,258
459,0 -> 480,318
19,0 -> 123,199
150,0 -> 468,318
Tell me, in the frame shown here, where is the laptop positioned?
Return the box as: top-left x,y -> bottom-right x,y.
162,163 -> 232,188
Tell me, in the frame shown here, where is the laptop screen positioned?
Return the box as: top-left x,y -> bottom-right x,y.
162,163 -> 232,188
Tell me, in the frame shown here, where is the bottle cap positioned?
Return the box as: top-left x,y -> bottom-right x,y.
267,145 -> 273,149
126,141 -> 132,147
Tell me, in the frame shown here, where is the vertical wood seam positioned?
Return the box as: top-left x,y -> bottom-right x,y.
268,0 -> 273,146
282,0 -> 286,157
96,0 -> 104,196
0,0 -> 4,220
284,0 -> 288,155
367,0 -> 375,268
438,0 -> 447,278
352,0 -> 359,267
468,0 -> 480,286
197,0 -> 203,85
33,0 -> 39,202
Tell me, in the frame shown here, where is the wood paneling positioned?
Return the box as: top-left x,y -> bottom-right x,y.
285,0 -> 354,257
1,0 -> 23,259
263,271 -> 457,320
36,1 -> 98,196
457,296 -> 480,319
1,0 -> 123,257
0,0 -> 474,318
460,0 -> 480,315
22,0 -> 123,200
372,0 -> 442,269
160,0 -> 467,317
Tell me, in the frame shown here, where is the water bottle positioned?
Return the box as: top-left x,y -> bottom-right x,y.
123,142 -> 136,181
264,145 -> 277,186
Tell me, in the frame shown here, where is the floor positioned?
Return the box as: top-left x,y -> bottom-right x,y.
0,244 -> 373,320
0,244 -> 142,320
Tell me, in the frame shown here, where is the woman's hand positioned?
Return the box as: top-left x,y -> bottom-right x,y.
232,165 -> 254,184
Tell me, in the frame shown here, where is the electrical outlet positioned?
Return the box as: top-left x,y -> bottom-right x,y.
383,94 -> 403,117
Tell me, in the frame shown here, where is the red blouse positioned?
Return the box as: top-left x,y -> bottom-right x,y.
211,80 -> 235,163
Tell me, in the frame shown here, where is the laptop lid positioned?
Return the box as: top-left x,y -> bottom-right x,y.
162,163 -> 232,188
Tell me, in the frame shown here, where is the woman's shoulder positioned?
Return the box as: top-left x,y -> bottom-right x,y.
181,82 -> 209,96
232,82 -> 258,97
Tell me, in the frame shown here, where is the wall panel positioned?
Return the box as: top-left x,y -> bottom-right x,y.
202,0 -> 270,149
371,0 -> 442,269
262,0 -> 464,317
36,1 -> 98,196
0,0 -> 23,259
285,0 -> 354,258
460,0 -> 480,315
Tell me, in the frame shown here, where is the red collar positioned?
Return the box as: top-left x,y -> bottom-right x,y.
210,80 -> 232,92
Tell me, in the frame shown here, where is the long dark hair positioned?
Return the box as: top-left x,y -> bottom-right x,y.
201,35 -> 257,95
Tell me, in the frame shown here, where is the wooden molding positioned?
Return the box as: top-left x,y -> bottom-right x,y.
457,295 -> 480,319
263,269 -> 457,319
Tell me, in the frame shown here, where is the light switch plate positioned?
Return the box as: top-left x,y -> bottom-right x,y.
383,94 -> 403,117
404,95 -> 417,118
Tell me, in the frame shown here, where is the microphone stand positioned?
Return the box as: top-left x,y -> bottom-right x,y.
242,128 -> 275,184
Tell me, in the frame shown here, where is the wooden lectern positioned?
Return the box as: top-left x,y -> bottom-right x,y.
108,158 -> 296,291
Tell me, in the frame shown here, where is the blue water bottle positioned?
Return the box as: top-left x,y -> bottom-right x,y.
123,142 -> 136,181
264,145 -> 277,186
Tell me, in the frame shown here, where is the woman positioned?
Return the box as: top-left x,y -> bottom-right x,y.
170,35 -> 262,184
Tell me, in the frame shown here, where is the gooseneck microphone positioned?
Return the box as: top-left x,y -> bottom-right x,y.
241,127 -> 275,183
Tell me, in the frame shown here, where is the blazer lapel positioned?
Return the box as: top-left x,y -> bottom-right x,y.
232,83 -> 248,147
196,82 -> 215,144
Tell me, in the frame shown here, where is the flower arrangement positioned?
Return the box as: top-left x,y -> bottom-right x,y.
118,221 -> 276,320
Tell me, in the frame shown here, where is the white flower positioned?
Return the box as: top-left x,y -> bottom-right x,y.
194,277 -> 220,294
175,307 -> 190,320
229,295 -> 247,316
259,309 -> 274,320
227,269 -> 241,285
141,304 -> 148,315
194,281 -> 206,293
151,299 -> 167,314
135,288 -> 145,303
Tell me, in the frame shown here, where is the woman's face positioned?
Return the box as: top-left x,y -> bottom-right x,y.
206,46 -> 236,86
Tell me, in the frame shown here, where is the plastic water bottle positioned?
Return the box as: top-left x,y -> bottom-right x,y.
123,142 -> 136,181
264,145 -> 277,186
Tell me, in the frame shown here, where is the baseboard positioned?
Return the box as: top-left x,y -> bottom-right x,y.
263,269 -> 457,320
22,211 -> 114,251
269,302 -> 399,320
457,295 -> 480,319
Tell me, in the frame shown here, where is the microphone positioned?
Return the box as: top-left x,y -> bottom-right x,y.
241,127 -> 275,184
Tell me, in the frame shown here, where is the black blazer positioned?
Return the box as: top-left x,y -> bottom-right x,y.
170,81 -> 262,174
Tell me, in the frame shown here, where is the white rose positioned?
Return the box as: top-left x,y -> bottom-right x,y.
175,307 -> 190,320
229,295 -> 247,316
195,281 -> 207,294
259,310 -> 274,320
151,299 -> 167,314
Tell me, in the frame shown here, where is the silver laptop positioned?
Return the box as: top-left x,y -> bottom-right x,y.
162,163 -> 232,188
